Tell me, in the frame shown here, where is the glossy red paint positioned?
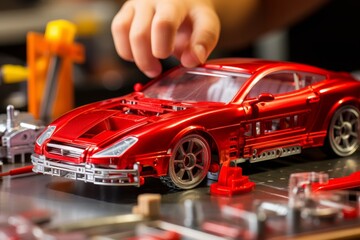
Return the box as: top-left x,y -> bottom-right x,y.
210,165 -> 255,196
31,58 -> 360,189
312,171 -> 360,192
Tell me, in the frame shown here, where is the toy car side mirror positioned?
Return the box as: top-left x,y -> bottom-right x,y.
257,93 -> 275,102
134,83 -> 143,92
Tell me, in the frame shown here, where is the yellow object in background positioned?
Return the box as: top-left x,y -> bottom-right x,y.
1,65 -> 28,84
45,19 -> 77,44
73,11 -> 100,37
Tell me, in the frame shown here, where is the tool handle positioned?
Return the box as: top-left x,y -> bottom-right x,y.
9,165 -> 34,176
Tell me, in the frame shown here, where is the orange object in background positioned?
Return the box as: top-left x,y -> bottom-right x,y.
27,20 -> 85,122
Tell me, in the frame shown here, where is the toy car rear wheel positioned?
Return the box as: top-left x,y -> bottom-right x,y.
325,105 -> 360,157
162,134 -> 211,190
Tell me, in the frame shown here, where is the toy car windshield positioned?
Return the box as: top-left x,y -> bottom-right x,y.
143,67 -> 251,103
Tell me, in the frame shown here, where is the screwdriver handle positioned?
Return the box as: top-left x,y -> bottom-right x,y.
0,165 -> 34,177
9,165 -> 34,175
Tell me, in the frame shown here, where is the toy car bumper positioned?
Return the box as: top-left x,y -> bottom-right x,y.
31,154 -> 141,186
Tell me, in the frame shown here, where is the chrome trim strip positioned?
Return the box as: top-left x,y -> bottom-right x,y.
31,154 -> 141,187
46,143 -> 85,158
250,145 -> 302,163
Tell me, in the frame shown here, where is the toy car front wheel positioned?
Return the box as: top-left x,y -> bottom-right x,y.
162,134 -> 211,190
326,105 -> 360,157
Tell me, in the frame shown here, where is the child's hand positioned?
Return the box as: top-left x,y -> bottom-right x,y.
112,0 -> 220,78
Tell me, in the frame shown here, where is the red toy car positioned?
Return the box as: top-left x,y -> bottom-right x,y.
31,58 -> 360,189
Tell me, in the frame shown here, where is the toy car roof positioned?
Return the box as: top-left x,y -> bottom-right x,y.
202,58 -> 330,75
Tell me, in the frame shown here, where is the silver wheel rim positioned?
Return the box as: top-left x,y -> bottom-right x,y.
329,106 -> 359,156
169,135 -> 210,189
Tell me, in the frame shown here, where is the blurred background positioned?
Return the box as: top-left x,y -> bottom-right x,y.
0,0 -> 359,114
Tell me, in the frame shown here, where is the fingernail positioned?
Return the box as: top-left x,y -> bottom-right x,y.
194,44 -> 207,64
144,70 -> 160,78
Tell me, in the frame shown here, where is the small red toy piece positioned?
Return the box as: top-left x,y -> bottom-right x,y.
210,161 -> 255,196
31,58 -> 360,190
312,170 -> 360,192
289,172 -> 359,219
127,231 -> 181,240
0,165 -> 34,178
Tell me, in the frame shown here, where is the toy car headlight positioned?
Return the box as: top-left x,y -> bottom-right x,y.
92,137 -> 138,158
36,126 -> 56,146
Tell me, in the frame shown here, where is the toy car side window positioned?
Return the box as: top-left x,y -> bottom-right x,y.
246,71 -> 299,99
298,72 -> 326,87
246,70 -> 326,100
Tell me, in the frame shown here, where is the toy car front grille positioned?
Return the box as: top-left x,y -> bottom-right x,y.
46,142 -> 85,158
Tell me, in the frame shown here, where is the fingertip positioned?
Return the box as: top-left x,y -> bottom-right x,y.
144,69 -> 162,78
180,55 -> 198,68
180,44 -> 207,68
193,44 -> 207,64
186,6 -> 220,65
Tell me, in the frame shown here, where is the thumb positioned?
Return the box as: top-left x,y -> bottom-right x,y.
181,7 -> 220,67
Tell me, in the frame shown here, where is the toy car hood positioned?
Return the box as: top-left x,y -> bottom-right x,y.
48,95 -> 218,146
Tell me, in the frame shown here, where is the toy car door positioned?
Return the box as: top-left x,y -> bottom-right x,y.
240,70 -> 323,162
